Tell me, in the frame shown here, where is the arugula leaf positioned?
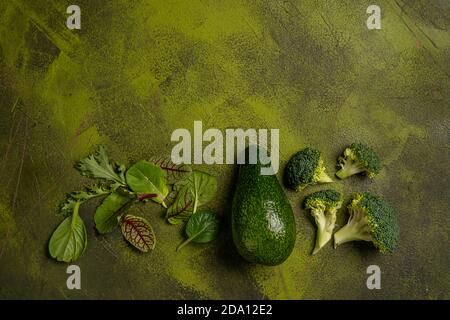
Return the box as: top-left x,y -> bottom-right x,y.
126,160 -> 169,207
150,156 -> 192,184
94,191 -> 135,234
59,184 -> 111,217
166,170 -> 217,224
49,201 -> 88,262
76,145 -> 126,187
120,214 -> 156,252
176,211 -> 220,251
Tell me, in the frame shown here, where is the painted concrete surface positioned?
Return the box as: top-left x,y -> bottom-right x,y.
0,0 -> 449,299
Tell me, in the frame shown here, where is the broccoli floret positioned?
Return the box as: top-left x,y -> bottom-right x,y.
284,148 -> 333,191
334,192 -> 399,253
304,189 -> 343,255
335,143 -> 381,180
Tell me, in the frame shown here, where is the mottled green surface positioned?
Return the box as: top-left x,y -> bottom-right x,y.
0,0 -> 449,299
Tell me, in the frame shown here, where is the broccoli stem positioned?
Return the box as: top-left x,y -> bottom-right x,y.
317,171 -> 333,183
335,159 -> 365,179
311,208 -> 336,254
313,225 -> 332,255
334,209 -> 372,248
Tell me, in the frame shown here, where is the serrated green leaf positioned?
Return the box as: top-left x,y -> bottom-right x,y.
49,201 -> 87,262
59,197 -> 78,218
126,160 -> 169,207
94,192 -> 134,234
59,184 -> 111,217
76,145 -> 126,186
120,214 -> 156,252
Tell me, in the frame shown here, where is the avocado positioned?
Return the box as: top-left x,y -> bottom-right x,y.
231,149 -> 296,266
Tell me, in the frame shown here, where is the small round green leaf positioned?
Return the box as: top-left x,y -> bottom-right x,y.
177,211 -> 220,251
186,211 -> 220,243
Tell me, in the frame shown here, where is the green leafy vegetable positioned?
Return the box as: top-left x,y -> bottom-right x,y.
126,160 -> 169,207
177,211 -> 220,251
162,184 -> 178,207
150,156 -> 192,184
59,184 -> 111,217
94,192 -> 135,234
166,170 -> 217,224
48,145 -> 218,263
166,182 -> 194,225
120,214 -> 156,252
189,171 -> 217,212
49,201 -> 87,262
76,145 -> 126,187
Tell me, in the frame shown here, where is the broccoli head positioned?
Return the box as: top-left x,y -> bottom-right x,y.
335,143 -> 381,180
304,189 -> 343,255
334,192 -> 399,253
284,148 -> 333,191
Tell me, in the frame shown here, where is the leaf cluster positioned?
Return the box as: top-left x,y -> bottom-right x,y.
49,147 -> 219,263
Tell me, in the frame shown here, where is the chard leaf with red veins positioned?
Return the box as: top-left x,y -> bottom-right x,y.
120,215 -> 156,252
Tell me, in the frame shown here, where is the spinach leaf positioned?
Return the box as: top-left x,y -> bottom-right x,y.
76,145 -> 126,187
176,211 -> 220,251
150,156 -> 192,184
126,160 -> 169,207
94,191 -> 134,234
49,201 -> 87,262
120,214 -> 156,252
166,170 -> 217,224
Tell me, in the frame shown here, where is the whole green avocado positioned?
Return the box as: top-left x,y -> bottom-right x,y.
231,149 -> 296,266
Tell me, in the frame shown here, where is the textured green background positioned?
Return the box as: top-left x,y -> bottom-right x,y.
0,0 -> 449,299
